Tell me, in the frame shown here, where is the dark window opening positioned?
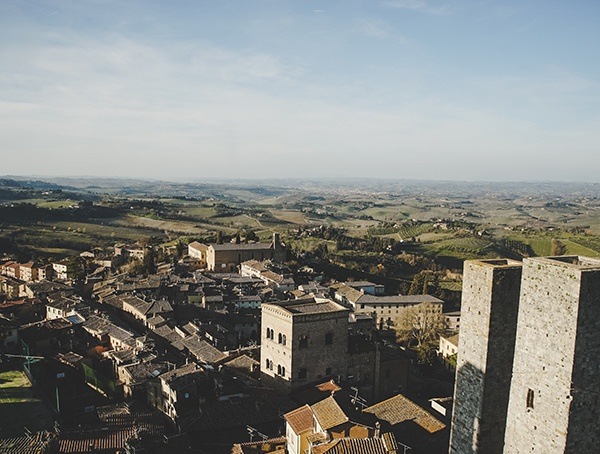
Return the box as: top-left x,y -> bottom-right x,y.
527,388 -> 535,409
299,335 -> 309,349
325,332 -> 334,345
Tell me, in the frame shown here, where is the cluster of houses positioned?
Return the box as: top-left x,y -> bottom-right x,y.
0,234 -> 455,453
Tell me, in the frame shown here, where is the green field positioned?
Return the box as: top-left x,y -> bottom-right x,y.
0,369 -> 55,437
2,179 -> 600,270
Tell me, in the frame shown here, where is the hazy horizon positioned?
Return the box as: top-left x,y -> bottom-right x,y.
2,1 -> 599,182
3,173 -> 600,188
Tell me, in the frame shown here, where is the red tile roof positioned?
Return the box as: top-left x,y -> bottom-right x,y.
311,396 -> 349,430
364,394 -> 446,434
312,433 -> 399,454
284,405 -> 314,434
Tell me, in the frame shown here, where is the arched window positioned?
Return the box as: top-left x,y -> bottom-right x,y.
282,334 -> 286,346
277,364 -> 282,375
278,333 -> 282,344
281,366 -> 285,377
325,332 -> 333,345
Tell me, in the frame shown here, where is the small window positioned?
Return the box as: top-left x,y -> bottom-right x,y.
325,367 -> 332,376
277,365 -> 282,375
281,366 -> 286,377
278,333 -> 283,344
299,335 -> 309,349
282,334 -> 286,346
298,368 -> 308,379
527,389 -> 535,409
325,332 -> 334,345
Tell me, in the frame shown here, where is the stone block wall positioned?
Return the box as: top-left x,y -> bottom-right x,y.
450,259 -> 522,454
504,256 -> 600,454
260,302 -> 349,391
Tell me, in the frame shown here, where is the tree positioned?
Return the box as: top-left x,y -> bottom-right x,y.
551,239 -> 567,256
175,239 -> 186,258
142,248 -> 157,275
241,229 -> 258,242
66,256 -> 86,281
408,271 -> 429,295
395,303 -> 446,364
313,243 -> 328,259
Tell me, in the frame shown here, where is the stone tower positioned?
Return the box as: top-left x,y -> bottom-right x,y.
260,297 -> 350,392
503,256 -> 600,453
450,259 -> 523,454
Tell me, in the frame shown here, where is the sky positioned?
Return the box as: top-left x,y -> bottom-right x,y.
1,0 -> 599,182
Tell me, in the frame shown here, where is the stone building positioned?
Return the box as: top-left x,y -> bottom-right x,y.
450,259 -> 523,454
261,297 -> 409,401
261,297 -> 350,392
332,283 -> 443,330
451,256 -> 600,454
503,256 -> 600,453
206,233 -> 286,272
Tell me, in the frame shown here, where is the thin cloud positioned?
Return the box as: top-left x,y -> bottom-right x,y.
383,0 -> 451,15
359,20 -> 389,39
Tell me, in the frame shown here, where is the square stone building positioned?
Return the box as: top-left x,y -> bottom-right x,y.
261,297 -> 351,392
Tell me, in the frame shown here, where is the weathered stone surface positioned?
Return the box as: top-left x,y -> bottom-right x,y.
450,259 -> 522,454
504,256 -> 600,454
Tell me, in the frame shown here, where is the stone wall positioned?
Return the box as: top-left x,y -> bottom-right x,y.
450,259 -> 522,454
503,256 -> 600,453
260,302 -> 349,391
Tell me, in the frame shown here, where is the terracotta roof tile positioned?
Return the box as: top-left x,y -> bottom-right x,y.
312,433 -> 399,454
364,394 -> 445,434
284,405 -> 314,434
311,396 -> 349,430
315,380 -> 342,393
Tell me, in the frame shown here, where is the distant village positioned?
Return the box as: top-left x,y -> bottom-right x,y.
0,232 -> 456,453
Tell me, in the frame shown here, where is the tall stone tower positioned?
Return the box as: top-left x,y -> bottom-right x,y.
450,259 -> 523,454
503,256 -> 600,453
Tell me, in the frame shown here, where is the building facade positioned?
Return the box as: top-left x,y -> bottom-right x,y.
206,233 -> 285,272
450,259 -> 522,454
261,297 -> 350,392
451,256 -> 600,454
503,256 -> 600,453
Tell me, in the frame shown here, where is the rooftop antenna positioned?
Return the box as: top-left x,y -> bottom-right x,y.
350,386 -> 368,411
246,425 -> 268,441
